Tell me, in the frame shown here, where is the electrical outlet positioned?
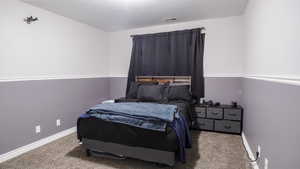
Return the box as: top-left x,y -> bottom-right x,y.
56,119 -> 61,127
264,158 -> 269,169
257,145 -> 261,158
35,125 -> 41,133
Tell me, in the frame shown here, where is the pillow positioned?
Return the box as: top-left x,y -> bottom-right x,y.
137,85 -> 164,102
126,82 -> 140,99
166,85 -> 192,101
126,81 -> 158,99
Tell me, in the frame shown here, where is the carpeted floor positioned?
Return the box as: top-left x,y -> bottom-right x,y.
0,131 -> 252,169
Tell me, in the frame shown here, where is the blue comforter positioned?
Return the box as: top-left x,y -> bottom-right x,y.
83,102 -> 191,163
88,103 -> 177,131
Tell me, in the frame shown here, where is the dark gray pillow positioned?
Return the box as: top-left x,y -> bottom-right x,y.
126,82 -> 140,99
137,85 -> 164,102
126,82 -> 158,99
166,85 -> 192,101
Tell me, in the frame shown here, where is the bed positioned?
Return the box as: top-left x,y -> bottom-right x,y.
77,76 -> 194,166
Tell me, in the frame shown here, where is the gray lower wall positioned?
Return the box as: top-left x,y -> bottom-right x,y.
1,75 -> 269,165
242,78 -> 300,169
109,77 -> 128,99
0,78 -> 110,155
204,77 -> 242,104
108,77 -> 243,104
2,76 -> 299,169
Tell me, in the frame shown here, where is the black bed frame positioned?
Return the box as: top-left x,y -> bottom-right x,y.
81,76 -> 192,166
83,138 -> 176,166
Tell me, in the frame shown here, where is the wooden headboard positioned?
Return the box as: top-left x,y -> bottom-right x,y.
136,76 -> 191,86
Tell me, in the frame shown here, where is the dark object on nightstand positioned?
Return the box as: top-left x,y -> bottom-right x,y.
231,101 -> 238,108
192,104 -> 243,135
208,100 -> 213,106
204,100 -> 213,106
214,102 -> 220,106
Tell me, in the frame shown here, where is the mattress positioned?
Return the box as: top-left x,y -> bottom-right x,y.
77,100 -> 192,152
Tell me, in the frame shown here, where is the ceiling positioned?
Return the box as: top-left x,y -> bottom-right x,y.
22,0 -> 248,32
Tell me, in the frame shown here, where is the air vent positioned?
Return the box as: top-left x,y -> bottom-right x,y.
165,17 -> 177,22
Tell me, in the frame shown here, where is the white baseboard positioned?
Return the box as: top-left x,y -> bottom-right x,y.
0,127 -> 77,163
242,132 -> 259,169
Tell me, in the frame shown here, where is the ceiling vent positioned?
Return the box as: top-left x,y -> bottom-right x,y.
165,17 -> 177,22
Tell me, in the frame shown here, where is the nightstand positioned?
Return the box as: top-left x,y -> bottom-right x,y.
192,104 -> 243,135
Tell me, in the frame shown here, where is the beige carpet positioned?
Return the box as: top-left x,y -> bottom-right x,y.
0,131 -> 252,169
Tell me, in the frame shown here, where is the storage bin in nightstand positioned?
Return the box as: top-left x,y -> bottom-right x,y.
192,104 -> 243,135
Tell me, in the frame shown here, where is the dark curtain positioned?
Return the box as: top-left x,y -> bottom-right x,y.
126,28 -> 205,99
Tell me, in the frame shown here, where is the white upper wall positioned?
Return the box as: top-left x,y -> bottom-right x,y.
108,16 -> 245,77
244,0 -> 300,79
0,0 -> 246,80
22,0 -> 248,31
0,0 -> 109,81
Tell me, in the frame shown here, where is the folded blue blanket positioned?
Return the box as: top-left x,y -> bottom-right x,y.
88,103 -> 177,131
89,103 -> 177,122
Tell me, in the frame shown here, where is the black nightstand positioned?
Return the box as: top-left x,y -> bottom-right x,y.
192,104 -> 243,135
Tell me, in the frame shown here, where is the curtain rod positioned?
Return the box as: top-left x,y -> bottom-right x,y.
130,27 -> 206,37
